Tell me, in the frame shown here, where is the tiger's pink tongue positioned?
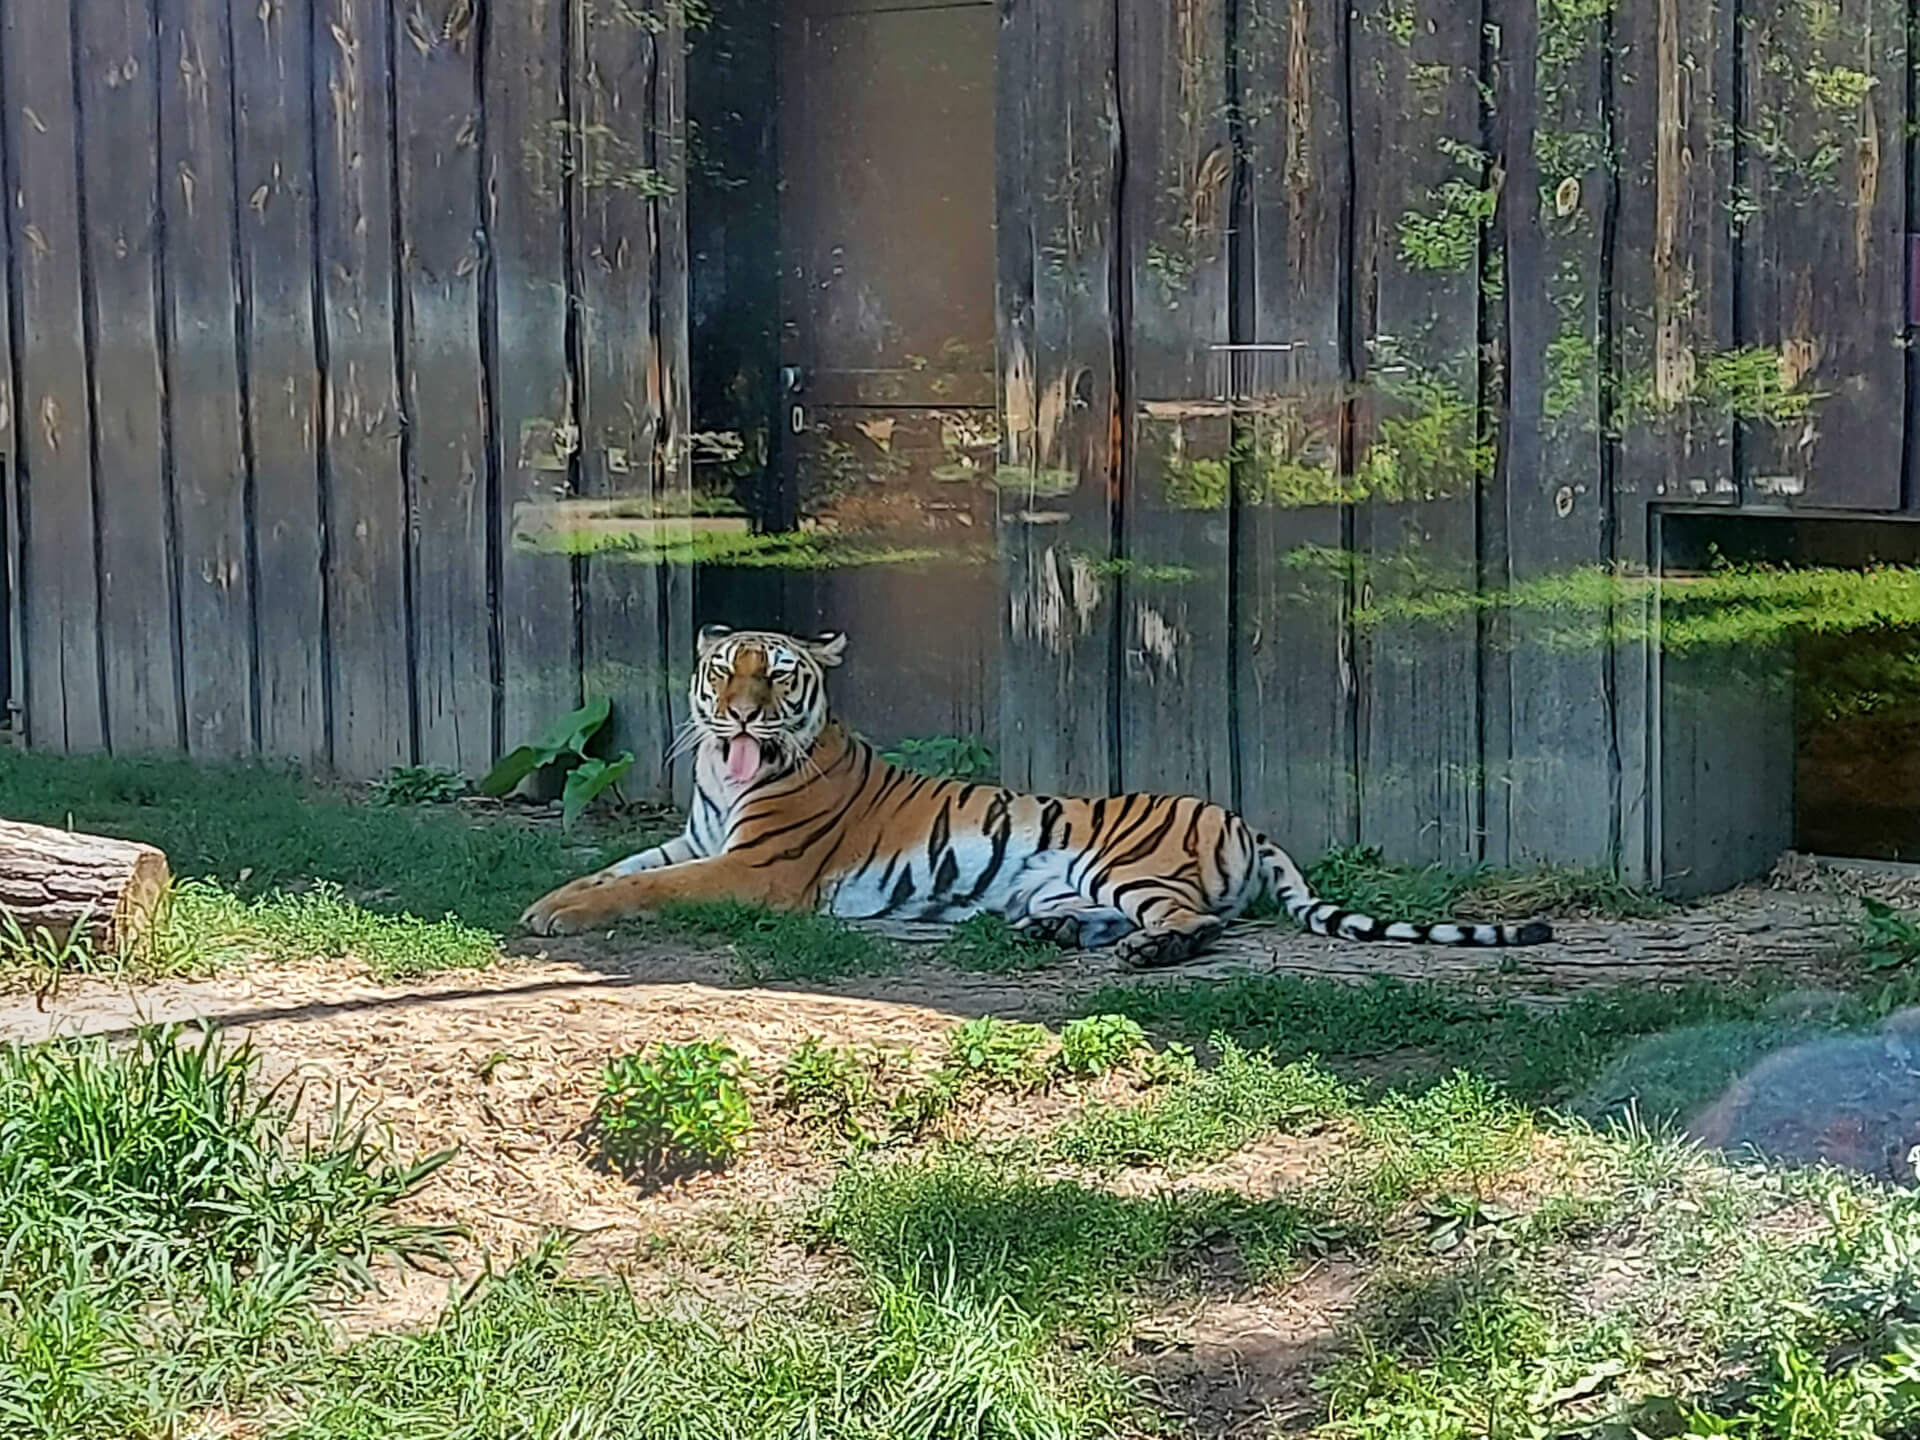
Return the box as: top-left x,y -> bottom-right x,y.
725,735 -> 762,783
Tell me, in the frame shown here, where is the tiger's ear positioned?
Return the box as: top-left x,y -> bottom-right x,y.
807,632 -> 848,668
697,624 -> 733,655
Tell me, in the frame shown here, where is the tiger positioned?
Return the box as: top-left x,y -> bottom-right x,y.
517,625 -> 1555,965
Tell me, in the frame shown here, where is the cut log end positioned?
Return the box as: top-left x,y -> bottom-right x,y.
0,819 -> 173,955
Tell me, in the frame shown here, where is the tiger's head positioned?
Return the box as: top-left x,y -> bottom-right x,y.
690,625 -> 847,786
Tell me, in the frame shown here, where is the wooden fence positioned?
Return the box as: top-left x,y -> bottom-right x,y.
0,0 -> 693,791
991,0 -> 1915,886
4,0 -> 1915,892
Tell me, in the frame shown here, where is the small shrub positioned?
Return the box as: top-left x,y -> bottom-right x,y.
1056,1014 -> 1146,1079
596,1041 -> 753,1179
370,764 -> 466,806
942,1017 -> 1054,1094
479,697 -> 633,830
1139,1040 -> 1198,1087
777,1037 -> 880,1135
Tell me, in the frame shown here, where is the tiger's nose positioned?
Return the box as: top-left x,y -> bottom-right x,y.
726,701 -> 761,724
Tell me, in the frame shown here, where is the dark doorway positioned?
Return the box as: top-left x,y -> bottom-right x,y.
694,0 -> 1002,752
1657,511 -> 1920,891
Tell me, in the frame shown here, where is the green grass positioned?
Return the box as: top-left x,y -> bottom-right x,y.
937,913 -> 1064,974
289,1239 -> 1134,1440
1080,969 -> 1839,1110
1055,1036 -> 1355,1170
0,1024 -> 450,1438
651,900 -> 902,983
0,750 -> 682,983
1300,844 -> 1671,924
813,1150 -> 1338,1347
0,749 -> 671,935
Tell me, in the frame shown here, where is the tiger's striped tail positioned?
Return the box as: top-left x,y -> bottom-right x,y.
1257,841 -> 1553,948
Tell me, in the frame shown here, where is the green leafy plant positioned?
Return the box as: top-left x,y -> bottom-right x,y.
479,697 -> 636,830
881,735 -> 998,783
595,1041 -> 754,1179
1056,1014 -> 1147,1079
369,764 -> 467,806
1860,898 -> 1920,973
941,1017 -> 1054,1095
776,1037 -> 884,1142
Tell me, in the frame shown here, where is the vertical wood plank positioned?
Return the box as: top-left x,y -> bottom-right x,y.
1117,0 -> 1234,803
314,0 -> 412,776
78,0 -> 185,754
1349,0 -> 1483,865
1738,0 -> 1907,509
1491,0 -> 1613,866
1610,0 -> 1737,882
654,4 -> 694,808
159,0 -> 255,758
486,0 -> 580,756
573,0 -> 677,798
393,0 -> 493,774
233,0 -> 328,765
995,0 -> 1122,797
0,105 -> 14,733
4,0 -> 105,751
1233,0 -> 1355,857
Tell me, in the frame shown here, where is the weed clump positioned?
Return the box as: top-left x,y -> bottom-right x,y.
595,1040 -> 755,1181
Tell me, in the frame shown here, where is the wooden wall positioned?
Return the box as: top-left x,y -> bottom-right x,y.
0,0 -> 693,793
997,0 -> 1913,884
7,0 -> 1915,890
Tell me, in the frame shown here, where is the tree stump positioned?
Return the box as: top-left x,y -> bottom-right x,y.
0,819 -> 171,954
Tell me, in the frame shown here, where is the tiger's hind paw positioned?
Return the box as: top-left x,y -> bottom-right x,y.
1015,914 -> 1085,949
1116,917 -> 1226,971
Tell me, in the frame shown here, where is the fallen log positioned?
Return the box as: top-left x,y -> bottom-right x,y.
0,819 -> 171,954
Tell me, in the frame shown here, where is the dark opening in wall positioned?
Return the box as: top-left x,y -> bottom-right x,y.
1659,510 -> 1920,882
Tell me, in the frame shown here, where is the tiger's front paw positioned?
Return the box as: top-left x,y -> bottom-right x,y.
519,877 -> 625,936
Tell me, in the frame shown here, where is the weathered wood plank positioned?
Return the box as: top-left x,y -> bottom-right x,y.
232,0 -> 328,766
314,0 -> 412,776
1349,0 -> 1483,866
1233,0 -> 1356,858
1737,0 -> 1907,509
1610,0 -> 1738,882
995,0 -> 1121,797
158,0 -> 255,758
394,0 -> 493,775
572,0 -> 676,799
4,0 -> 105,751
486,0 -> 580,758
0,107 -> 14,733
78,0 -> 184,754
654,5 -> 694,809
1490,0 -> 1612,867
1117,0 -> 1234,804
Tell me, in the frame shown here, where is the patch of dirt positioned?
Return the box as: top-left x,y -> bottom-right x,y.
1127,1260 -> 1367,1437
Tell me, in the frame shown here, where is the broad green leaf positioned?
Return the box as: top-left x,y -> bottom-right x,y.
562,751 -> 637,830
476,744 -> 544,799
477,697 -> 614,797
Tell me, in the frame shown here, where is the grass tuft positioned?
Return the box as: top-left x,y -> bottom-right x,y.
653,900 -> 902,983
0,1024 -> 451,1438
1055,1036 -> 1354,1170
